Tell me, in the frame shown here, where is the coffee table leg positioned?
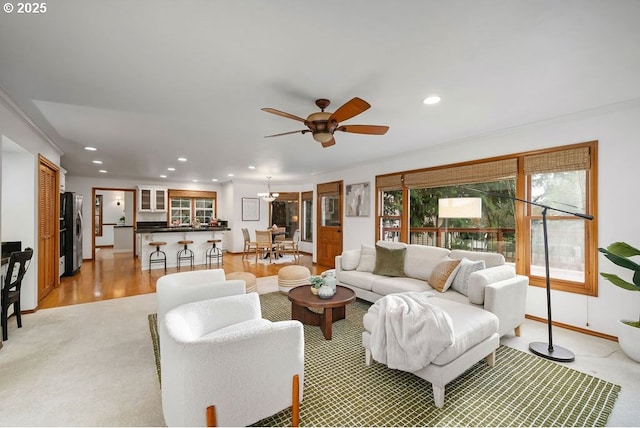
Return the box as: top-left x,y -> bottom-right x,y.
320,308 -> 333,340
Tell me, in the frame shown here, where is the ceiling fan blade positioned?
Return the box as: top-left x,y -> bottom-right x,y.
321,138 -> 336,148
261,108 -> 307,123
337,124 -> 389,135
264,129 -> 309,138
329,97 -> 371,123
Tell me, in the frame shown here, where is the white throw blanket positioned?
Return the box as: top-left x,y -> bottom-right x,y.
370,292 -> 455,372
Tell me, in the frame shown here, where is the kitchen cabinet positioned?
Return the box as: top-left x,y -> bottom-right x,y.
137,186 -> 167,212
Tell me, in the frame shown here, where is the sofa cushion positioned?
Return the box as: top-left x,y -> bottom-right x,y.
403,245 -> 451,281
338,270 -> 378,291
373,244 -> 406,277
356,244 -> 377,272
340,249 -> 361,271
375,240 -> 408,250
450,258 -> 485,297
450,249 -> 504,268
429,258 -> 462,292
371,276 -> 433,296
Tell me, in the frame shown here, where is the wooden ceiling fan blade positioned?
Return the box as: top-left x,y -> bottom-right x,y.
264,129 -> 308,138
329,97 -> 371,123
321,138 -> 336,148
261,108 -> 307,122
337,124 -> 389,135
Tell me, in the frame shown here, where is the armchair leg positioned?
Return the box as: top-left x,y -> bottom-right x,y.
514,325 -> 521,337
292,374 -> 300,427
206,405 -> 217,427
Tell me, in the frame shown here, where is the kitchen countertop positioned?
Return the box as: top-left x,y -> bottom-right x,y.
135,226 -> 231,234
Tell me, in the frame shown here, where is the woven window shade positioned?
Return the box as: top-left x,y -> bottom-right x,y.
404,158 -> 517,188
524,146 -> 591,174
317,181 -> 340,194
376,174 -> 403,190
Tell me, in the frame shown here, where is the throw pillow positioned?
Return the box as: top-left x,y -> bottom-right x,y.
428,258 -> 462,292
450,258 -> 486,296
340,249 -> 361,271
356,244 -> 376,272
373,244 -> 406,277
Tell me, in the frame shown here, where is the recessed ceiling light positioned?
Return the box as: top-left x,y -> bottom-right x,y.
228,173 -> 234,177
211,178 -> 218,182
160,174 -> 167,178
85,146 -> 97,151
98,170 -> 107,173
192,179 -> 198,183
178,157 -> 187,162
92,160 -> 103,164
167,167 -> 176,171
423,95 -> 441,105
248,165 -> 256,169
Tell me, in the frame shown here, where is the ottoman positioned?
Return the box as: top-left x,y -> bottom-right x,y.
362,296 -> 499,408
225,272 -> 257,294
278,265 -> 311,294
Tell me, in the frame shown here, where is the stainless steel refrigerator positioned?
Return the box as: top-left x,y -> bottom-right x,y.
61,191 -> 83,276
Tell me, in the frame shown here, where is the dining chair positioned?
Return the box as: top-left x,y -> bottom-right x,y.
2,248 -> 34,341
255,230 -> 277,263
279,229 -> 300,262
241,228 -> 258,260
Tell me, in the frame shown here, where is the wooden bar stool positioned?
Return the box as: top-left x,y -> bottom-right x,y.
148,241 -> 167,271
205,239 -> 223,268
177,240 -> 194,271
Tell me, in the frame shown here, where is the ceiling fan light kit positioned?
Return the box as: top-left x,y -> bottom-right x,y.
262,97 -> 389,148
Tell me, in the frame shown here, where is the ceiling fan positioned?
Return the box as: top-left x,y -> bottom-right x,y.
261,97 -> 389,148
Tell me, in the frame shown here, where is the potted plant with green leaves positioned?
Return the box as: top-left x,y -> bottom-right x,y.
598,241 -> 640,362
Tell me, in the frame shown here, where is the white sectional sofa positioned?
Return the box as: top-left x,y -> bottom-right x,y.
335,242 -> 528,337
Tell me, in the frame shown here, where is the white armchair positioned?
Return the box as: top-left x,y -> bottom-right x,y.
160,293 -> 304,427
156,269 -> 246,320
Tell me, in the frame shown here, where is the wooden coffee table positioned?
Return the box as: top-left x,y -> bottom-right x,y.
288,285 -> 356,340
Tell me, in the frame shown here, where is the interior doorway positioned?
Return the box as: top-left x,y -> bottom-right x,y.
91,187 -> 136,260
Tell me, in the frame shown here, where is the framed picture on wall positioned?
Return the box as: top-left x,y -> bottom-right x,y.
345,182 -> 370,217
242,197 -> 260,221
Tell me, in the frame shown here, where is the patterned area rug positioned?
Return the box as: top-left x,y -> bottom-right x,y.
149,292 -> 620,427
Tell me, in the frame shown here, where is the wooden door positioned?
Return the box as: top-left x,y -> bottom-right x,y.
316,181 -> 343,267
38,155 -> 60,301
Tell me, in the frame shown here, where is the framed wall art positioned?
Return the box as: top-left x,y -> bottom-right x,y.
345,182 -> 370,217
242,197 -> 260,221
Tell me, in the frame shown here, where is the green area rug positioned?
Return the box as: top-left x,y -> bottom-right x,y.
149,292 -> 620,427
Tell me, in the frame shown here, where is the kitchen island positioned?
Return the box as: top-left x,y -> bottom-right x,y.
135,224 -> 231,270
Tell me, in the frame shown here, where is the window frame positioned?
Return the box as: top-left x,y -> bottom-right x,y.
168,189 -> 217,226
375,141 -> 598,296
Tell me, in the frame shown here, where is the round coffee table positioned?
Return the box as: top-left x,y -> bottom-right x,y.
287,285 -> 356,340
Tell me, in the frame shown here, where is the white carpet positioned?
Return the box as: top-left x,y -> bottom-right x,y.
0,275 -> 279,427
249,254 -> 297,265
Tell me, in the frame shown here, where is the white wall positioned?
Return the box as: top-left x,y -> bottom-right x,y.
1,90 -> 63,311
310,99 -> 640,338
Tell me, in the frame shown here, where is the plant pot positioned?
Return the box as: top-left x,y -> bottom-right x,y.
310,286 -> 319,295
617,319 -> 640,363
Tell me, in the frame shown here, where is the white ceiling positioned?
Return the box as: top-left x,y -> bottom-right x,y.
1,0 -> 639,185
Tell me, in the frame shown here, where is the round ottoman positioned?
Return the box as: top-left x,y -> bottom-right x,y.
278,265 -> 311,294
226,271 -> 258,294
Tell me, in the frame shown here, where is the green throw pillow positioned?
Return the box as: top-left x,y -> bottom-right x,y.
373,244 -> 406,277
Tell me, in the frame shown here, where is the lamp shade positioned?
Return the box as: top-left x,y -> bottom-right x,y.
438,197 -> 482,219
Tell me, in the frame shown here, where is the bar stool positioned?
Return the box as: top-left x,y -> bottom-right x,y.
205,239 -> 223,268
177,240 -> 194,271
149,241 -> 167,271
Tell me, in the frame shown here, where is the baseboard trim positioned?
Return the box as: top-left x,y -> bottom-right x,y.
525,314 -> 618,342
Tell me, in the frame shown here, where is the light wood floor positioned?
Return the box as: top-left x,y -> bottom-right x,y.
39,249 -> 329,310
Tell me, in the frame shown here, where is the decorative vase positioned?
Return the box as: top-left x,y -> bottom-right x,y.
310,286 -> 319,295
324,271 -> 337,292
617,319 -> 640,363
317,284 -> 335,299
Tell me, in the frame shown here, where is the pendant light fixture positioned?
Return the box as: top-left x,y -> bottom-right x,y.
258,176 -> 279,202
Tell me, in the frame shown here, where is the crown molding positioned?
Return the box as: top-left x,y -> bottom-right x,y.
0,85 -> 63,155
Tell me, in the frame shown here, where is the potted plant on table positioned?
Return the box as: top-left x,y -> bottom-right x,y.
598,241 -> 640,362
309,275 -> 324,295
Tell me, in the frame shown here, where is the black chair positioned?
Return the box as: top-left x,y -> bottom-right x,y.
2,247 -> 33,341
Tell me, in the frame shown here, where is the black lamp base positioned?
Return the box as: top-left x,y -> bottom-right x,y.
529,341 -> 575,362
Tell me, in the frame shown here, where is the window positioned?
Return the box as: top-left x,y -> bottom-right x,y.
168,190 -> 217,226
271,192 -> 299,239
301,191 -> 313,242
375,141 -> 597,296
